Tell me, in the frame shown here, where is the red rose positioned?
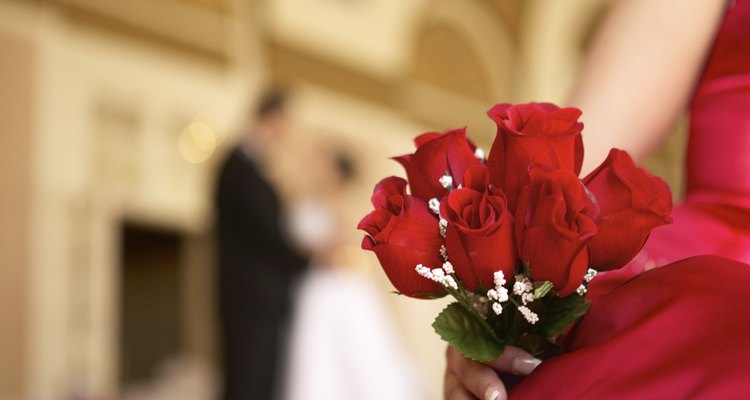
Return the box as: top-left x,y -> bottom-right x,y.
583,149 -> 673,270
486,103 -> 584,211
515,166 -> 598,296
394,128 -> 481,201
358,177 -> 444,297
442,165 -> 516,292
412,131 -> 478,151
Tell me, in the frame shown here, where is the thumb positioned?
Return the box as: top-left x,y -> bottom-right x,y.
487,346 -> 542,376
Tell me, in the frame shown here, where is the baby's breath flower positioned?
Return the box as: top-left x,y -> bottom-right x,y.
474,148 -> 485,161
488,269 -> 511,316
584,268 -> 598,283
443,275 -> 458,290
415,263 -> 458,290
493,271 -> 506,287
442,261 -> 454,275
513,281 -> 527,296
415,264 -> 433,279
429,198 -> 441,215
519,306 -> 539,325
439,174 -> 453,190
439,218 -> 448,238
439,245 -> 448,261
496,287 -> 509,303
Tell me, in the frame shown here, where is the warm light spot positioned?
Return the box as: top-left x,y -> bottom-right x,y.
178,122 -> 216,164
194,109 -> 228,145
188,122 -> 216,150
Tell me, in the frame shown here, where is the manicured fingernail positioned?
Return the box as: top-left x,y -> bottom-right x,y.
485,388 -> 500,400
512,356 -> 542,375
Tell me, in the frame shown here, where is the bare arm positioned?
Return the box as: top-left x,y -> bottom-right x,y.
572,0 -> 726,173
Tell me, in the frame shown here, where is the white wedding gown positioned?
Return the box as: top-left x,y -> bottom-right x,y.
283,200 -> 422,400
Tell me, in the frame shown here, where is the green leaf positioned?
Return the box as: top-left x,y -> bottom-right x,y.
541,294 -> 591,337
433,302 -> 504,362
522,261 -> 531,277
412,290 -> 448,299
515,334 -> 563,359
533,281 -> 554,299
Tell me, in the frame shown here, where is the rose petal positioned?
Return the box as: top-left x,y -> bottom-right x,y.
584,149 -> 673,269
487,103 -> 585,211
445,208 -> 516,291
395,128 -> 480,200
371,244 -> 444,297
515,166 -> 597,296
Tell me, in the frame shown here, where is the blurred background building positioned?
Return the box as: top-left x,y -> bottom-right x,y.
0,0 -> 686,399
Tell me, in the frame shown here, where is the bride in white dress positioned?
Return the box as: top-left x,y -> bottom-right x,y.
282,148 -> 422,400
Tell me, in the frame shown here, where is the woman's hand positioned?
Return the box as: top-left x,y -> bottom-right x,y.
444,346 -> 541,400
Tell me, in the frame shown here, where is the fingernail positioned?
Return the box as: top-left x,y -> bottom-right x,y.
512,356 -> 542,375
485,388 -> 500,400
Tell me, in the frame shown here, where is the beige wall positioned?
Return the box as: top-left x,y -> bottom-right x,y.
0,1 -> 257,396
0,26 -> 33,398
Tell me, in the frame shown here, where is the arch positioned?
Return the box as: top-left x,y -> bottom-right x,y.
411,0 -> 516,101
400,0 -> 516,142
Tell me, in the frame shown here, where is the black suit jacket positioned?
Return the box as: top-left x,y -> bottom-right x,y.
215,146 -> 308,318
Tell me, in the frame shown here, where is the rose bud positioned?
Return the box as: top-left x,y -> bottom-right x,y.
583,149 -> 673,270
412,131 -> 477,151
394,128 -> 480,201
486,102 -> 585,211
515,166 -> 598,297
358,177 -> 444,297
442,165 -> 516,292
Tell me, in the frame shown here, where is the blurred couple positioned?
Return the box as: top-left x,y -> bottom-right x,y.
214,91 -> 420,400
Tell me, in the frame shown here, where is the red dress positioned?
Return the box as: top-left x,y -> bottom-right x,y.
512,2 -> 750,398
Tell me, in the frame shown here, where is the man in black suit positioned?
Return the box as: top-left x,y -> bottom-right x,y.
214,91 -> 309,400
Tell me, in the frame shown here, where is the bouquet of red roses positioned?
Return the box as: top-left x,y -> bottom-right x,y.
358,102 -> 673,361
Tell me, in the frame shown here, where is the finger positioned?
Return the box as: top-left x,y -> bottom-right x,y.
447,346 -> 508,400
444,369 -> 477,400
485,346 -> 542,376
